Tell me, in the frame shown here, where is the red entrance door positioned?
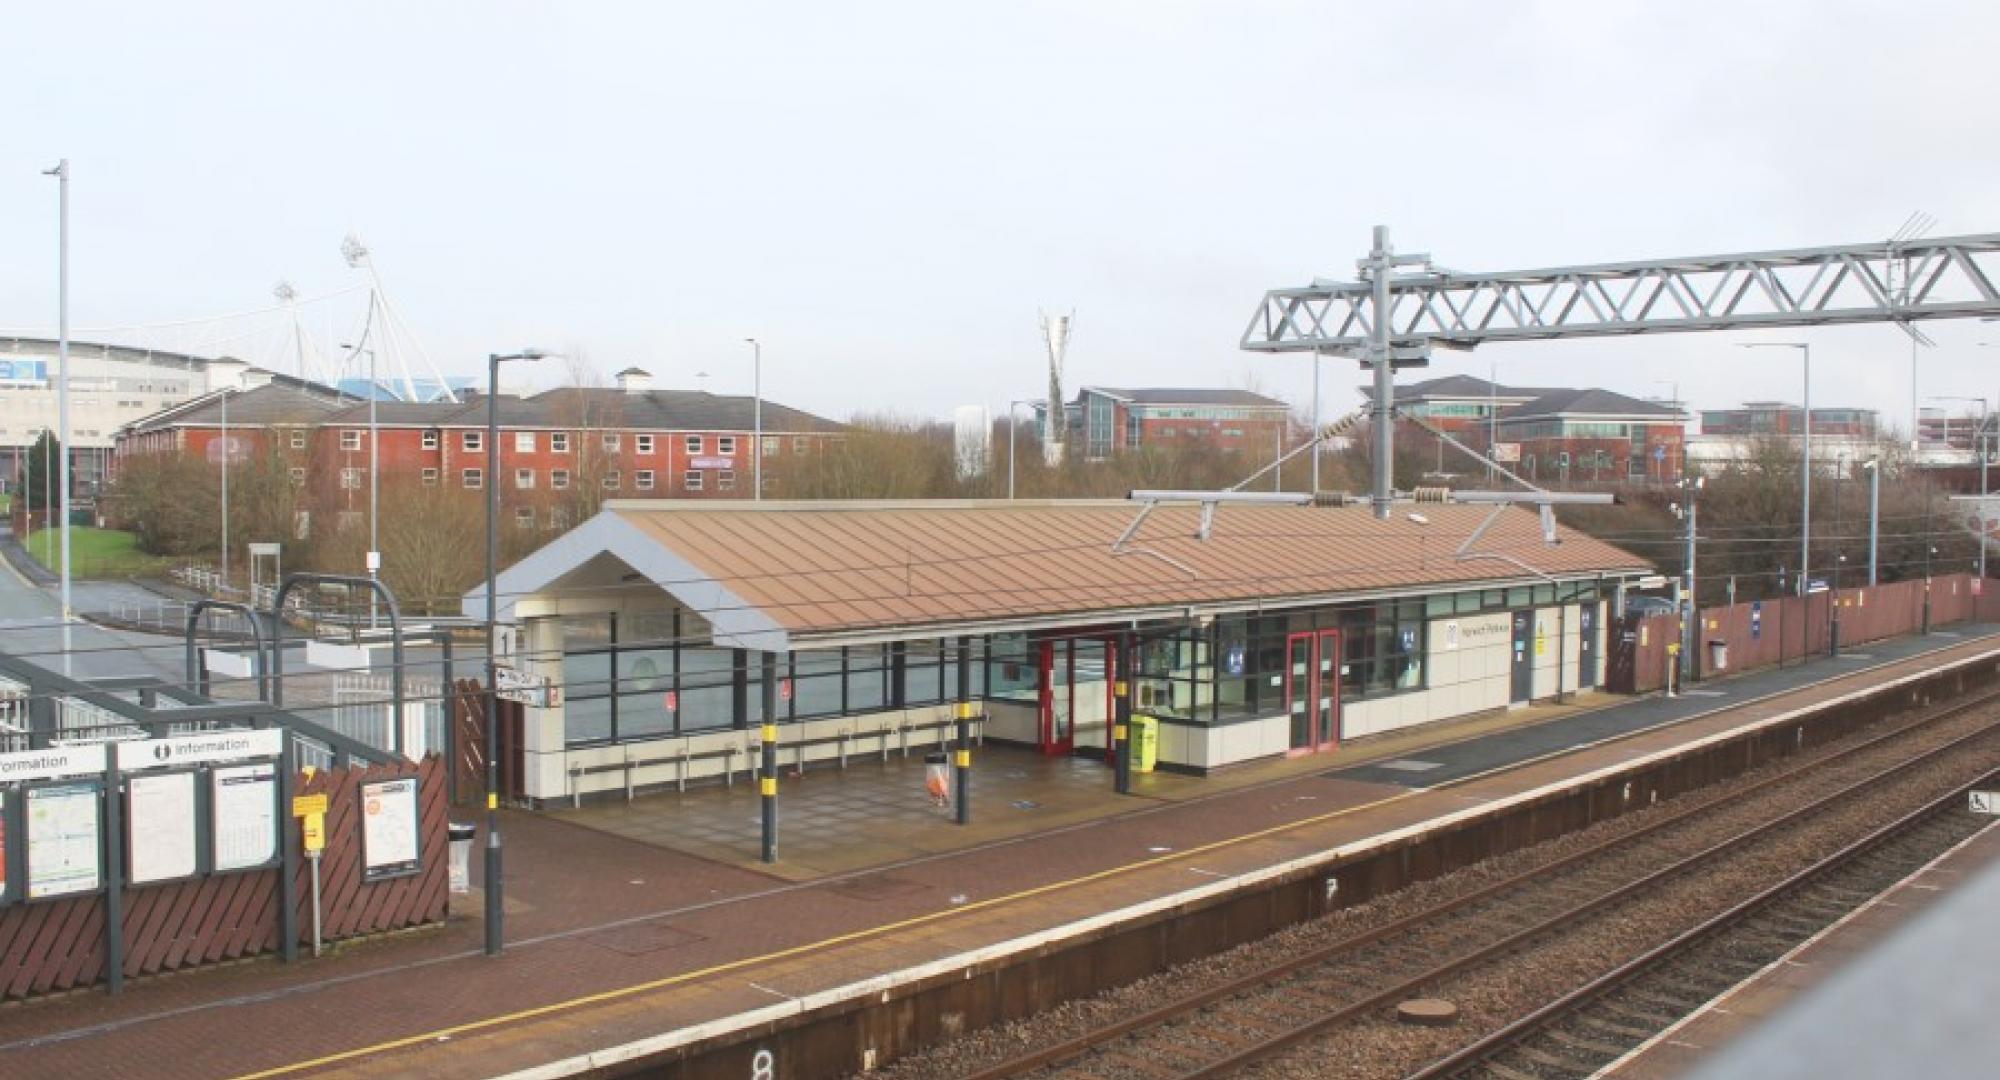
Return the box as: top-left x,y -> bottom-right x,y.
1037,639 -> 1074,755
1284,630 -> 1341,754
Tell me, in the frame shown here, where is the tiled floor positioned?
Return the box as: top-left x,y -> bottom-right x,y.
550,744 -> 1201,877
547,692 -> 1627,879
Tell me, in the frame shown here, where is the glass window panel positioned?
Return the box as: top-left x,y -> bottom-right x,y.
987,633 -> 1036,702
901,640 -> 942,705
678,647 -> 736,731
792,650 -> 844,718
848,645 -> 887,712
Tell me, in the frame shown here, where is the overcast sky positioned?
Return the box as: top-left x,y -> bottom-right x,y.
6,1 -> 1999,429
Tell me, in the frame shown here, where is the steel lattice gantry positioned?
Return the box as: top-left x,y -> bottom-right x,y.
1242,232 -> 2000,354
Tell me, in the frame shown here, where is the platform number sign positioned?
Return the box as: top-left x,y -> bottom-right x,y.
1970,791 -> 2000,815
750,1048 -> 774,1080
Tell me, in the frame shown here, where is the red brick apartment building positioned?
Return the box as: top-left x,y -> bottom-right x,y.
1037,387 -> 1292,460
1366,377 -> 1687,483
113,366 -> 842,532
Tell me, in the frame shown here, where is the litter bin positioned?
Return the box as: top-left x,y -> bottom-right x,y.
447,822 -> 477,894
923,751 -> 951,807
1131,715 -> 1158,774
1708,639 -> 1728,672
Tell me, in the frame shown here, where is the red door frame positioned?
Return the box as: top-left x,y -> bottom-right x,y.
1316,628 -> 1342,750
1037,639 -> 1074,756
1283,629 -> 1342,754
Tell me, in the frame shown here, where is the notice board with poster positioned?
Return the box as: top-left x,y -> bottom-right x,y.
26,781 -> 102,900
125,771 -> 199,885
210,762 -> 278,872
359,776 -> 422,881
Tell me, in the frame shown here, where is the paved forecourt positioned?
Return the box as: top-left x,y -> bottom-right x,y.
1,627 -> 1997,1079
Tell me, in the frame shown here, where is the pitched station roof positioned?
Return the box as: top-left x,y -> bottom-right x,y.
472,500 -> 1651,650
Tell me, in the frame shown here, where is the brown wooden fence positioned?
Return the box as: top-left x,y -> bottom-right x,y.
0,755 -> 448,1001
1611,573 -> 1996,694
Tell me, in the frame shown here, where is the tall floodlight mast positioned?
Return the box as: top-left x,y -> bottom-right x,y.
342,233 -> 457,403
1040,311 -> 1072,467
1244,228 -> 2000,513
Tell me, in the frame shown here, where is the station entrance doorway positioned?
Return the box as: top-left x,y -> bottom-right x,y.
1284,629 -> 1341,753
1037,635 -> 1117,761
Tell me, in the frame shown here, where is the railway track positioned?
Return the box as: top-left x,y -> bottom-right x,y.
940,685 -> 2000,1080
1402,780 -> 1993,1080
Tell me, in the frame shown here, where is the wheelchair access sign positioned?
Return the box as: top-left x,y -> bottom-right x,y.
1970,791 -> 2000,815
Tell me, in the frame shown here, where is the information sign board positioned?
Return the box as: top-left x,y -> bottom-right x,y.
212,763 -> 279,872
0,744 -> 106,784
126,772 -> 199,885
118,729 -> 282,770
359,777 -> 422,881
26,782 -> 102,900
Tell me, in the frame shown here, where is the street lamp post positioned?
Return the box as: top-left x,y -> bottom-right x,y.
743,338 -> 761,500
1007,399 -> 1034,500
1863,457 -> 1880,586
344,343 -> 381,626
483,347 -> 547,956
220,387 -> 230,590
1740,343 -> 1812,594
43,159 -> 72,673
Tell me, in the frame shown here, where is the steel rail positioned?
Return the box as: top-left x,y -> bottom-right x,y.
1401,769 -> 2000,1080
960,684 -> 2000,1080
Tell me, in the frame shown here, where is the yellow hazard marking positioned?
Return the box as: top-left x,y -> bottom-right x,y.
1114,680 -> 1128,696
230,784 -> 1420,1080
761,724 -> 778,743
955,750 -> 971,768
208,642 -> 2000,1080
486,793 -> 497,810
1113,724 -> 1128,741
760,777 -> 777,797
956,702 -> 976,720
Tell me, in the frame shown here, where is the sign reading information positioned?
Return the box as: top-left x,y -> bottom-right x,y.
359,777 -> 422,881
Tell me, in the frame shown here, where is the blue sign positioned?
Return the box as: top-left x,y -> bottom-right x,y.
1653,444 -> 1666,461
1224,643 -> 1246,676
0,358 -> 48,385
1750,600 -> 1763,641
1400,628 -> 1417,652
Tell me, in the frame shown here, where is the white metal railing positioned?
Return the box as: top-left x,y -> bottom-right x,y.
330,674 -> 445,759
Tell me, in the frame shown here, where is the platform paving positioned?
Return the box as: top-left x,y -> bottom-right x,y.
1,625 -> 1996,1079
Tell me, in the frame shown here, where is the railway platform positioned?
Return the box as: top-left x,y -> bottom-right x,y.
2,624 -> 1998,1080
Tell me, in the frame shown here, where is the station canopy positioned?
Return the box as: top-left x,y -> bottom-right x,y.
467,500 -> 1653,651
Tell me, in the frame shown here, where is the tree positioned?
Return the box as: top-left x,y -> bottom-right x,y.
17,430 -> 62,513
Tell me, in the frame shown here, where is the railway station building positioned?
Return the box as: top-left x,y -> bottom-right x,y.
470,500 -> 1652,805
